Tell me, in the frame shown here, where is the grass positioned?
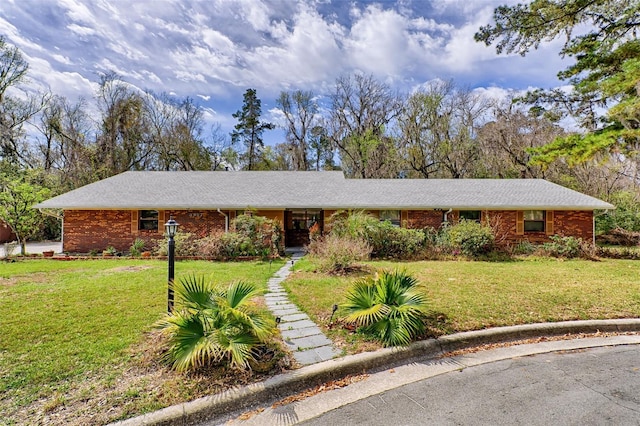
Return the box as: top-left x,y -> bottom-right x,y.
0,258 -> 284,425
4,255 -> 640,424
284,257 -> 640,348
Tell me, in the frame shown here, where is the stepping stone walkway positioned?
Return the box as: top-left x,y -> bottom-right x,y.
264,253 -> 341,366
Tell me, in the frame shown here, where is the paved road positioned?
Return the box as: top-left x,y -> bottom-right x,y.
299,345 -> 640,426
221,341 -> 640,426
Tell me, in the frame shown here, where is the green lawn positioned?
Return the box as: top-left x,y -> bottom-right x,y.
285,258 -> 640,338
0,258 -> 283,425
3,256 -> 640,424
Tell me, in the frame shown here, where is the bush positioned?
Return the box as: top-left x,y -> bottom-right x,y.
445,220 -> 495,257
154,214 -> 283,259
156,275 -> 276,372
307,234 -> 372,273
511,240 -> 536,256
227,214 -> 283,258
197,231 -> 226,258
129,238 -> 145,257
342,270 -> 430,347
154,232 -> 200,257
328,210 -> 426,259
541,235 -> 583,258
595,191 -> 640,234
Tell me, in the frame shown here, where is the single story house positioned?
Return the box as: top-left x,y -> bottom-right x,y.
34,171 -> 614,253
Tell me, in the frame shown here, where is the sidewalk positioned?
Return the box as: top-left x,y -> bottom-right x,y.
266,253 -> 341,365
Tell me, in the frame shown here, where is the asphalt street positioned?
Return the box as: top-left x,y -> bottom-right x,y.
299,345 -> 640,426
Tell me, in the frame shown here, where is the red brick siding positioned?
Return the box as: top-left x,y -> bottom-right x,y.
407,210 -> 443,229
63,208 -> 595,253
403,209 -> 594,245
63,209 -> 231,253
553,210 -> 593,241
163,210 -> 228,238
64,210 -> 138,253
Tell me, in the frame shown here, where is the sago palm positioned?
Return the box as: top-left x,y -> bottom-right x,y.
342,270 -> 430,347
156,274 -> 275,372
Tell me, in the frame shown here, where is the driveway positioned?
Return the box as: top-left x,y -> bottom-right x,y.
0,240 -> 62,257
219,337 -> 640,425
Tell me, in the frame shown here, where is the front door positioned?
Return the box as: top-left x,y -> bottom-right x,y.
284,209 -> 322,247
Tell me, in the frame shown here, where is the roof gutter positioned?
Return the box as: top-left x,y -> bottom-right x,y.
217,209 -> 229,233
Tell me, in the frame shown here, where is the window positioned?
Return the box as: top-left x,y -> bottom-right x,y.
380,210 -> 401,227
139,210 -> 158,231
460,210 -> 481,222
524,210 -> 545,232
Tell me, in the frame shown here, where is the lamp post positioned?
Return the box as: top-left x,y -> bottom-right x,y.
165,216 -> 179,313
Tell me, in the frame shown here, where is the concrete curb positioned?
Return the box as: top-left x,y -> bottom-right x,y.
111,319 -> 640,426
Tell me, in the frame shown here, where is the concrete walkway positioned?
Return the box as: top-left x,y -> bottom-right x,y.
265,252 -> 341,366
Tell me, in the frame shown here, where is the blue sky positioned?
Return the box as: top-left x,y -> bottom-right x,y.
1,0 -> 568,144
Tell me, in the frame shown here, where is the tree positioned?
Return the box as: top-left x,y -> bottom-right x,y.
398,80 -> 490,178
309,125 -> 336,171
0,36 -> 48,167
231,89 -> 275,170
475,0 -> 640,166
37,95 -> 95,190
96,72 -> 151,177
329,74 -> 402,178
0,170 -> 50,255
276,90 -> 319,170
476,98 -> 566,178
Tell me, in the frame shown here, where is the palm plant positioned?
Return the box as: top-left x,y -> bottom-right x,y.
342,270 -> 430,347
156,275 -> 275,372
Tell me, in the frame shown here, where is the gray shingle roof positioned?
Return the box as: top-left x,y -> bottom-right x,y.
34,171 -> 614,210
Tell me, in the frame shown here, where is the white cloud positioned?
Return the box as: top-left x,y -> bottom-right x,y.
58,0 -> 96,25
175,71 -> 206,83
345,5 -> 411,75
51,54 -> 73,65
66,23 -> 96,36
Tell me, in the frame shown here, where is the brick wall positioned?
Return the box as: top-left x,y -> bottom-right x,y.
63,209 -> 231,253
63,208 -> 595,253
403,209 -> 594,245
64,210 -> 137,253
407,210 -> 443,229
553,210 -> 594,241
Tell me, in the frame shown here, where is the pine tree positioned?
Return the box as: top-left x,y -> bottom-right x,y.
231,89 -> 275,170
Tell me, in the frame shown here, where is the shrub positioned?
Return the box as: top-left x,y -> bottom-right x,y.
129,238 -> 145,257
227,214 -> 283,258
541,235 -> 582,258
307,234 -> 372,273
595,191 -> 640,234
156,275 -> 276,372
328,210 -> 426,259
329,210 -> 380,240
511,240 -> 536,256
342,270 -> 430,347
197,231 -> 226,258
154,232 -> 200,257
445,220 -> 495,257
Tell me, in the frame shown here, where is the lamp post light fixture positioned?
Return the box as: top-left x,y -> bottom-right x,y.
165,216 -> 179,313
